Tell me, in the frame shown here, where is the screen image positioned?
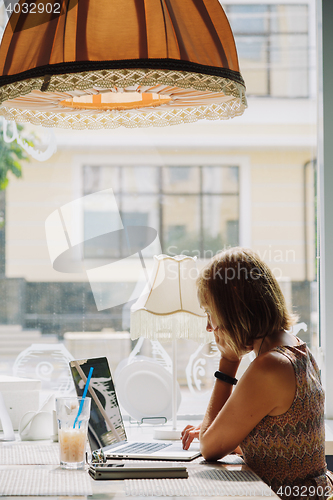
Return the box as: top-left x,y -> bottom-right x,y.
70,357 -> 127,450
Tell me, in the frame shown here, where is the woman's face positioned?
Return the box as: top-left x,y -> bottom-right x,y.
199,292 -> 252,358
199,293 -> 240,359
199,294 -> 219,334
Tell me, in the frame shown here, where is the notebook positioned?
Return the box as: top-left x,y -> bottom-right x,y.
69,357 -> 201,461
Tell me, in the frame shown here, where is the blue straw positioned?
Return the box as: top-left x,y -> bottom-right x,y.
73,367 -> 93,429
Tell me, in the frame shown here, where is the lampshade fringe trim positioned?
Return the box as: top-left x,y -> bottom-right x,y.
130,309 -> 212,344
0,68 -> 246,104
0,67 -> 247,129
0,101 -> 247,129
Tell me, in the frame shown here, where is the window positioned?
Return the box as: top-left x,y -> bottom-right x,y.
224,4 -> 310,97
83,165 -> 240,259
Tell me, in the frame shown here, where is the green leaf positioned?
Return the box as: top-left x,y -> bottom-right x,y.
0,121 -> 34,190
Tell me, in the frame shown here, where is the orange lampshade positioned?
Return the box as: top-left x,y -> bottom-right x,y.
0,0 -> 247,129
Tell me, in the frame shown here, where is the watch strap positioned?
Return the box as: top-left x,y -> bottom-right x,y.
214,370 -> 238,385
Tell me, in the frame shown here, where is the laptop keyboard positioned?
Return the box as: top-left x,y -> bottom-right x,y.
113,442 -> 172,454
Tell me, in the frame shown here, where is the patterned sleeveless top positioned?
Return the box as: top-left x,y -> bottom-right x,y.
240,342 -> 333,499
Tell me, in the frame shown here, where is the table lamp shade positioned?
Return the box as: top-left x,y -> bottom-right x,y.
0,0 -> 246,129
130,254 -> 210,343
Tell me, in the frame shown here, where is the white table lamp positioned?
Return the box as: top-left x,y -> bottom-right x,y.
130,254 -> 210,439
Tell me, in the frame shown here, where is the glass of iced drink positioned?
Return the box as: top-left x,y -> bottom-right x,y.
55,396 -> 91,469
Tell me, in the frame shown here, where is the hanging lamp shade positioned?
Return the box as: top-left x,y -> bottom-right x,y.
0,0 -> 247,129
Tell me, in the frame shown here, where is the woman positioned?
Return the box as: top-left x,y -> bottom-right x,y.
181,247 -> 333,499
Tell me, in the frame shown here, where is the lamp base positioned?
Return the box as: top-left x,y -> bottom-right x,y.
153,428 -> 182,440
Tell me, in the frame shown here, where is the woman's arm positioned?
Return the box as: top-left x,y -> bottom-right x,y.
182,321 -> 242,451
200,356 -> 240,438
199,351 -> 296,461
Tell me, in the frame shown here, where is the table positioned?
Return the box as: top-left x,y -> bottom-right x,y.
0,422 -> 278,499
0,456 -> 277,499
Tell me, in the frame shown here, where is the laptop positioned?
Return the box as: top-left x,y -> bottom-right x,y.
69,357 -> 201,461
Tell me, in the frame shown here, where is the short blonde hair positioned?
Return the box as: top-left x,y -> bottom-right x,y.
197,247 -> 298,357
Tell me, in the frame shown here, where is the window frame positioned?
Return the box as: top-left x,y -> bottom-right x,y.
318,0 -> 333,418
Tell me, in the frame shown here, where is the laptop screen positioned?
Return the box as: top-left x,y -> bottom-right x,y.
69,357 -> 127,451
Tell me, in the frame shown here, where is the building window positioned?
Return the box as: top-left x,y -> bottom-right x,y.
83,165 -> 240,259
224,4 -> 309,97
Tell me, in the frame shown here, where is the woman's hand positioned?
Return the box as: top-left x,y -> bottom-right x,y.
181,424 -> 201,450
213,328 -> 242,363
